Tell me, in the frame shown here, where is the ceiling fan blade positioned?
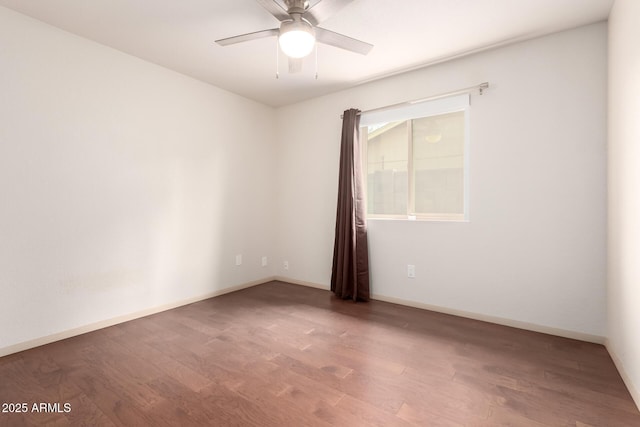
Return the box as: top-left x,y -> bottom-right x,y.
305,0 -> 355,26
315,27 -> 373,55
255,0 -> 290,22
288,57 -> 303,73
215,28 -> 279,46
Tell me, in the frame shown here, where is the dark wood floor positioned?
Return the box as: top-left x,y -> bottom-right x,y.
1,281 -> 639,426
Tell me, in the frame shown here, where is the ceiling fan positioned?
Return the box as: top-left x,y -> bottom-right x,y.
215,0 -> 373,73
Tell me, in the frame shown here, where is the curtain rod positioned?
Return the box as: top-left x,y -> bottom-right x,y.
341,82 -> 489,118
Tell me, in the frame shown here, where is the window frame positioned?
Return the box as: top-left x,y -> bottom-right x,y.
360,94 -> 470,222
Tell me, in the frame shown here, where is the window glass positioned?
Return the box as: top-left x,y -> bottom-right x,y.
412,111 -> 465,215
361,94 -> 468,221
366,121 -> 407,215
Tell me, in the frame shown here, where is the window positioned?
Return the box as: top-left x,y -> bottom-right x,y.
361,94 -> 469,221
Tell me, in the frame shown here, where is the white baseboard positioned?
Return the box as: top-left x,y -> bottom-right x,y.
371,293 -> 605,344
274,276 -> 330,290
605,339 -> 640,412
0,277 -> 276,358
278,277 -> 605,344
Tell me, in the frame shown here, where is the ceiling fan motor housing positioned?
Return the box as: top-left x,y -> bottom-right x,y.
284,0 -> 310,15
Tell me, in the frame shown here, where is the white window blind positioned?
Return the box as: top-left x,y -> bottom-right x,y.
360,94 -> 469,127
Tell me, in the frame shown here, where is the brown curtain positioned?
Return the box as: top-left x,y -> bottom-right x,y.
331,108 -> 370,301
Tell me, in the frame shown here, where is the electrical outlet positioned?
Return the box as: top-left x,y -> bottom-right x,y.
261,256 -> 268,267
407,264 -> 415,278
283,260 -> 289,270
235,254 -> 242,266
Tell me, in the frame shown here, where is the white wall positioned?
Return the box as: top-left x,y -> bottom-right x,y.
608,0 -> 640,408
276,23 -> 607,339
0,7 -> 277,353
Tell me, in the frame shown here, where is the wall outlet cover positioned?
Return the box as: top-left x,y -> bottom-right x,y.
408,264 -> 416,278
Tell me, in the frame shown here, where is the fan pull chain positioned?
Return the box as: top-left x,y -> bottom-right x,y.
276,37 -> 280,79
314,44 -> 318,80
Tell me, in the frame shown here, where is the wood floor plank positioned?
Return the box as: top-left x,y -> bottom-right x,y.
332,394 -> 414,427
478,404 -> 550,427
396,401 -> 466,427
1,281 -> 639,426
63,393 -> 116,427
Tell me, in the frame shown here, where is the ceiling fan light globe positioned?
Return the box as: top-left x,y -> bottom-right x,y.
279,20 -> 316,58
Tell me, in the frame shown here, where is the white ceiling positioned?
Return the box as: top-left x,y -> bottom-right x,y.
0,0 -> 613,107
